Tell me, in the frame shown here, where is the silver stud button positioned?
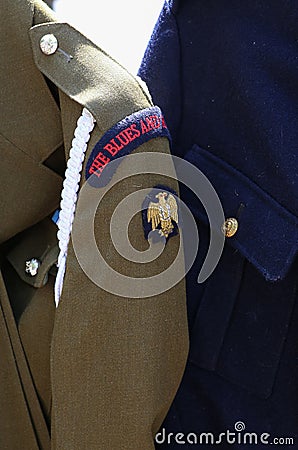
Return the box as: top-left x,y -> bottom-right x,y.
40,34 -> 58,55
25,258 -> 40,277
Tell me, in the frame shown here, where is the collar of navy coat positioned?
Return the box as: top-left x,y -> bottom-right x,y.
166,0 -> 180,14
139,0 -> 298,282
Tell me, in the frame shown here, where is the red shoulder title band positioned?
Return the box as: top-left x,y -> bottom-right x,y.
85,106 -> 170,187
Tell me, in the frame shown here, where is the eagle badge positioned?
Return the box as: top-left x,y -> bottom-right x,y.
147,191 -> 178,238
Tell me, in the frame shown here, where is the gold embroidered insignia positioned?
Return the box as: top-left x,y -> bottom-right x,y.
147,192 -> 178,238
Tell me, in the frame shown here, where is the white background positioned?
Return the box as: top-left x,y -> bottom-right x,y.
53,0 -> 164,74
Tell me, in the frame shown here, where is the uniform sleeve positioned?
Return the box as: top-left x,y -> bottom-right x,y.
50,105 -> 188,450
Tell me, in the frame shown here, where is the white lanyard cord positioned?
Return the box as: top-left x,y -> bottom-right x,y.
54,107 -> 96,307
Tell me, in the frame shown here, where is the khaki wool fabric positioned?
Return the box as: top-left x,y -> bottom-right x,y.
0,1 -> 188,449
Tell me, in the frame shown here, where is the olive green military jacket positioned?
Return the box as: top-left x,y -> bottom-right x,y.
0,0 -> 188,449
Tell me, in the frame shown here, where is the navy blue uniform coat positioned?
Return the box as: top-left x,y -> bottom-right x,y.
139,0 -> 298,447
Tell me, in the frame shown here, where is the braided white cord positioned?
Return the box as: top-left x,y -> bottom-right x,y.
54,107 -> 96,307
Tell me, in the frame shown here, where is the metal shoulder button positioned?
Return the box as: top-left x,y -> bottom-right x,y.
39,33 -> 58,55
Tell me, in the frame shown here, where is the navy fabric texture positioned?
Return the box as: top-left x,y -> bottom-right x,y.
139,0 -> 298,447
